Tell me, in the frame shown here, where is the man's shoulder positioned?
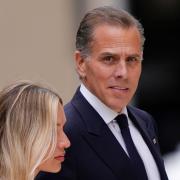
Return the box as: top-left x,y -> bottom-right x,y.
128,105 -> 157,130
64,101 -> 78,123
64,87 -> 85,114
63,101 -> 85,134
64,101 -> 74,114
128,105 -> 152,119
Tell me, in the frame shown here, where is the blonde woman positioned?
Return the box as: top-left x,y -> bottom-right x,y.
0,81 -> 70,180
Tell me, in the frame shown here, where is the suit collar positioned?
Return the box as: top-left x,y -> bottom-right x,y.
80,83 -> 117,124
80,84 -> 129,125
71,87 -> 107,136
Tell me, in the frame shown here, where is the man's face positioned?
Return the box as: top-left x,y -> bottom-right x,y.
75,24 -> 142,112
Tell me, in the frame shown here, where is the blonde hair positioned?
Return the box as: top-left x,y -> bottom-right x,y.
0,81 -> 62,180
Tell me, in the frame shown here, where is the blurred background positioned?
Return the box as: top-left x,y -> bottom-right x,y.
0,0 -> 179,179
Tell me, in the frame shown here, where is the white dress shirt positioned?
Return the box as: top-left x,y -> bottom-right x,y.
80,84 -> 161,180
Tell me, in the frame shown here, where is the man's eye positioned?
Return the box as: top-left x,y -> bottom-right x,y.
127,56 -> 139,62
103,56 -> 114,63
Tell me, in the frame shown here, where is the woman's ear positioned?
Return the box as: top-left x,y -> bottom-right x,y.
74,51 -> 87,79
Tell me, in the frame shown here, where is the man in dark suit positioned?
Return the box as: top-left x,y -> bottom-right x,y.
36,6 -> 168,180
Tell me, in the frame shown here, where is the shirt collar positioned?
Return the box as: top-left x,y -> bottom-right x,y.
80,84 -> 129,124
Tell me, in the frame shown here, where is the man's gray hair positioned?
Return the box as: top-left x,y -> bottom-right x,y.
76,6 -> 145,57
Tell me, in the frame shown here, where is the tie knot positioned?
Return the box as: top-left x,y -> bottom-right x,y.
115,114 -> 128,129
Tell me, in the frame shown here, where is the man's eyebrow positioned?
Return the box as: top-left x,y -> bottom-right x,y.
129,54 -> 143,60
99,52 -> 117,57
129,54 -> 141,57
99,52 -> 141,58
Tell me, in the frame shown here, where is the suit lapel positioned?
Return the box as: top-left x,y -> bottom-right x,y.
127,107 -> 168,180
71,89 -> 136,179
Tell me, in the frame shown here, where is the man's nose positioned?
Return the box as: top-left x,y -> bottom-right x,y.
114,60 -> 128,78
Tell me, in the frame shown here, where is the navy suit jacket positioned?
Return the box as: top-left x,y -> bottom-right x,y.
36,88 -> 168,180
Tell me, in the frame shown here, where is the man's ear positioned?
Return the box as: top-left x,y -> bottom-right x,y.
74,50 -> 87,79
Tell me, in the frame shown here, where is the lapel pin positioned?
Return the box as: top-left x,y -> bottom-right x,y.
153,138 -> 157,144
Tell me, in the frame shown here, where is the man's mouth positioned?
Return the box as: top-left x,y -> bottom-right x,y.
109,86 -> 129,90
